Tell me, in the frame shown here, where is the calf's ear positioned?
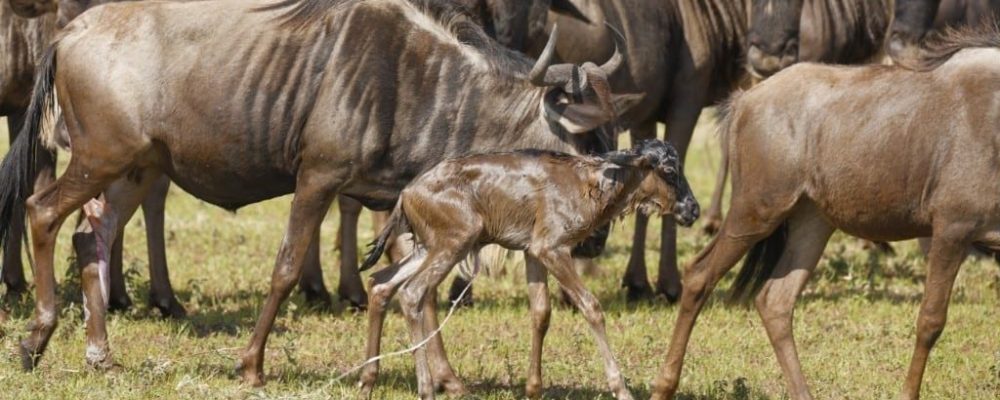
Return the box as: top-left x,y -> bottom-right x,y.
606,151 -> 651,168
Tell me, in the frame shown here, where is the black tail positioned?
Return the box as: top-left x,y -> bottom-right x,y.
728,222 -> 788,305
0,47 -> 57,251
359,201 -> 408,272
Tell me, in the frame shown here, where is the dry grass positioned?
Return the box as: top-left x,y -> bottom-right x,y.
1,114 -> 998,399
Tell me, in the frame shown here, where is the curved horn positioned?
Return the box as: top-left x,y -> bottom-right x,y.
600,22 -> 626,76
529,24 -> 560,86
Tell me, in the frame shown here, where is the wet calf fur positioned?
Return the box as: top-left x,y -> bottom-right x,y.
359,140 -> 699,399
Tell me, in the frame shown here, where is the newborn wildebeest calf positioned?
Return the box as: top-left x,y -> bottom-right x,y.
653,25 -> 1000,400
358,140 -> 699,400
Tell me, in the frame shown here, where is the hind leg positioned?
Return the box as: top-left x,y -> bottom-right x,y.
141,176 -> 186,318
359,249 -> 428,398
21,157 -> 124,370
297,226 -> 332,308
336,196 -> 368,309
2,113 -> 28,298
753,204 -> 833,400
74,169 -> 163,369
524,254 -> 550,399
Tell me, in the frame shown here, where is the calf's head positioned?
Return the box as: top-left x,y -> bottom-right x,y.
530,25 -> 643,154
746,0 -> 804,78
608,140 -> 699,227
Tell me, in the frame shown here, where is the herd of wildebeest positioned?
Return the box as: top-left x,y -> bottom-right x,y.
1,0 -> 999,398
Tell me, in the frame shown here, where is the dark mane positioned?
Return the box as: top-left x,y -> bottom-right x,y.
900,18 -> 1000,71
257,0 -> 536,78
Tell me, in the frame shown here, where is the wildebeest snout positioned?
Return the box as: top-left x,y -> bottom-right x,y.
673,190 -> 700,228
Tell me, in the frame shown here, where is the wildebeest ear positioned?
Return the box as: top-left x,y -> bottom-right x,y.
549,0 -> 592,24
548,99 -> 610,134
612,92 -> 644,114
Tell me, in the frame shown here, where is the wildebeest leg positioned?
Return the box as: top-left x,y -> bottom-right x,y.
74,170 -> 162,369
651,207 -> 784,399
754,204 -> 833,400
21,156 -> 120,370
397,247 -> 471,400
524,254 -> 550,399
297,226 -> 332,308
535,246 -> 632,400
141,176 -> 186,318
106,235 -> 132,312
2,113 -> 28,298
658,67 -> 709,303
703,139 -> 728,235
236,172 -> 337,387
359,250 -> 428,398
900,226 -> 969,400
336,196 -> 368,309
622,120 -> 657,301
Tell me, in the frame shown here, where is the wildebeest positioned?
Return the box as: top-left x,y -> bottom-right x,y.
360,140 -> 698,399
889,0 -> 1000,63
510,0 -> 752,302
0,0 -> 56,301
652,25 -> 1000,400
0,0 -> 641,384
703,0 -> 891,234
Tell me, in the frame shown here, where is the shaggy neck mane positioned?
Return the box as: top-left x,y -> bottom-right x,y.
903,20 -> 1000,71
258,0 -> 537,81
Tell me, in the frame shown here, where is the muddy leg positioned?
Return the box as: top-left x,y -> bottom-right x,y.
535,246 -> 632,400
524,254 -> 550,399
336,196 -> 367,309
754,206 -> 833,400
236,173 -> 337,386
622,121 -> 656,301
75,170 -> 161,369
900,226 -> 969,400
20,158 -> 116,370
423,286 -> 467,396
141,176 -> 186,318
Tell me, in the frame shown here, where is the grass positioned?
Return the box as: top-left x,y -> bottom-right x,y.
1,114 -> 999,399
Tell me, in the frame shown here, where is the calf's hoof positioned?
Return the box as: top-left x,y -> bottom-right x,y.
435,376 -> 468,396
85,345 -> 117,371
235,357 -> 265,387
525,379 -> 543,399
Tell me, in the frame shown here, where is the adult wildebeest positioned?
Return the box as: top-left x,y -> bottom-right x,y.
512,0 -> 752,302
0,0 -> 56,302
360,140 -> 698,399
0,0 -> 640,384
652,25 -> 1000,400
889,0 -> 1000,63
702,0 -> 891,234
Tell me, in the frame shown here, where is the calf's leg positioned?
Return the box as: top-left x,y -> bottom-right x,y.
524,254 -> 550,399
536,246 -> 632,400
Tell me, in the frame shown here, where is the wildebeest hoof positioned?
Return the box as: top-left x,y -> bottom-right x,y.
339,293 -> 368,312
525,379 -> 543,399
302,287 -> 333,309
658,287 -> 682,304
19,341 -> 41,371
435,377 -> 468,396
108,295 -> 133,314
152,296 -> 188,319
623,282 -> 654,303
85,345 -> 116,371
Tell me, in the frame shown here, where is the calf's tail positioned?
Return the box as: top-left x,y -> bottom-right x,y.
0,47 -> 57,251
360,200 -> 410,272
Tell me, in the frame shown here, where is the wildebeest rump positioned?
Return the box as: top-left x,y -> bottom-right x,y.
0,1 -> 56,303
652,25 -> 1000,400
889,0 -> 1000,63
360,141 -> 698,399
0,0 -> 639,384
